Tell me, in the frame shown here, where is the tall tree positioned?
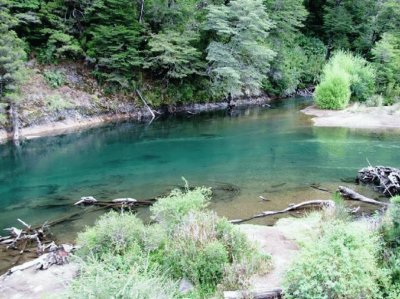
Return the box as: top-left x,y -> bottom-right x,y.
205,0 -> 276,97
79,0 -> 143,88
0,0 -> 27,140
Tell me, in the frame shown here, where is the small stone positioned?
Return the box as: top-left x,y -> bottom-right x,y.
179,278 -> 194,294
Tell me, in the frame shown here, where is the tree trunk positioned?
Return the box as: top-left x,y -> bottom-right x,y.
9,103 -> 20,143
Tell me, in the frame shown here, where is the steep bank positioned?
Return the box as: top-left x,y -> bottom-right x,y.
302,104 -> 400,130
0,62 -> 270,143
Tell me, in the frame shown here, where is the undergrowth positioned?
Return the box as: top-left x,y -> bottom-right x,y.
67,182 -> 270,298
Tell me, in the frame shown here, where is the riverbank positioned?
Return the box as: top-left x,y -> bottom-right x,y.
0,97 -> 270,143
302,103 -> 400,129
0,222 -> 301,299
0,61 -> 271,144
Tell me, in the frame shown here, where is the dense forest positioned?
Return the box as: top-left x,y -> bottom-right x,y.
0,0 -> 399,109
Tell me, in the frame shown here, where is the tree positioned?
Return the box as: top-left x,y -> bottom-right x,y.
323,0 -> 378,56
372,33 -> 400,100
79,0 -> 143,88
205,0 -> 276,97
0,0 -> 27,139
144,30 -> 203,80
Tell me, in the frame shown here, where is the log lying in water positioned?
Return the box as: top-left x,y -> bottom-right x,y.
73,196 -> 154,208
357,166 -> 400,196
230,200 -> 335,224
224,287 -> 283,299
338,186 -> 389,207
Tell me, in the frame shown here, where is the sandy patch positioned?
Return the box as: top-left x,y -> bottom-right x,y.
238,224 -> 300,290
0,263 -> 78,299
302,104 -> 400,130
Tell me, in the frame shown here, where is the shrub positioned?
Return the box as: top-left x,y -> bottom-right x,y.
314,69 -> 351,109
284,221 -> 384,299
45,95 -> 73,112
326,51 -> 376,102
67,258 -> 179,299
150,183 -> 212,229
43,70 -> 65,88
72,187 -> 270,297
76,211 -> 146,258
315,51 -> 376,109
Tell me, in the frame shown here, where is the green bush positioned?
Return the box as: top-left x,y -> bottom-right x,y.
76,211 -> 146,257
43,70 -> 65,88
314,69 -> 351,109
71,186 -> 270,298
327,51 -> 376,102
315,51 -> 376,109
284,221 -> 384,299
150,184 -> 212,229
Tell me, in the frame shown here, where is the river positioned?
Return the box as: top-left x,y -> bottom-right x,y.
0,97 -> 399,250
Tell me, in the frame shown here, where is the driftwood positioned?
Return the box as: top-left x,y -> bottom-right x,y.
357,166 -> 400,196
73,196 -> 153,208
224,288 -> 283,299
1,219 -> 50,254
4,243 -> 76,276
338,186 -> 388,207
230,200 -> 335,224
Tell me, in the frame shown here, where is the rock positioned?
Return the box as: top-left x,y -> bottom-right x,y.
179,278 -> 194,294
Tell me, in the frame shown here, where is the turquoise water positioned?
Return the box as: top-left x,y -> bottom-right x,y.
0,97 -> 399,237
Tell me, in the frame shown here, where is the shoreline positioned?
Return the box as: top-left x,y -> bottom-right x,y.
0,97 -> 270,144
302,104 -> 400,130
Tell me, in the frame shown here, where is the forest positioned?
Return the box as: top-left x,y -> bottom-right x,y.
0,0 -> 399,109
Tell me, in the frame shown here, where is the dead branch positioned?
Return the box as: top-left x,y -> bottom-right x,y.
136,89 -> 156,122
230,200 -> 335,224
357,165 -> 400,196
338,186 -> 388,207
224,287 -> 283,299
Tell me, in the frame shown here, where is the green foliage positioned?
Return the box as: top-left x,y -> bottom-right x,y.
315,51 -> 376,109
284,221 -> 385,299
67,257 -> 180,299
76,211 -> 146,258
45,95 -> 72,112
327,51 -> 376,102
43,70 -> 65,88
150,183 -> 211,229
372,33 -> 400,102
314,69 -> 351,109
205,0 -> 276,97
0,0 -> 27,104
145,30 -> 203,80
71,186 -> 270,298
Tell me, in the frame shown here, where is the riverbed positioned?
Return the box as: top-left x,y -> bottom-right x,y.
1,97 -> 399,271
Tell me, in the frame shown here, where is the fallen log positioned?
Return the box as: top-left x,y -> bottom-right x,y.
338,186 -> 388,207
73,196 -> 153,207
357,166 -> 400,196
224,287 -> 283,299
230,200 -> 335,224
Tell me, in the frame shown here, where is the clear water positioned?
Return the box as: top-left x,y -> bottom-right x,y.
0,97 -> 399,239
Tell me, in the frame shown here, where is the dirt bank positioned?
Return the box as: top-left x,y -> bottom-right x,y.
302,104 -> 400,130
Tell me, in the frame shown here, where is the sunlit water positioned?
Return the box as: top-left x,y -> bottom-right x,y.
0,97 -> 399,270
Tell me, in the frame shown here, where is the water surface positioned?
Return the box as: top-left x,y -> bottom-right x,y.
0,97 -> 399,241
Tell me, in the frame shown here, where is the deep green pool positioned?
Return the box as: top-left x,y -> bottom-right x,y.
0,97 -> 399,238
